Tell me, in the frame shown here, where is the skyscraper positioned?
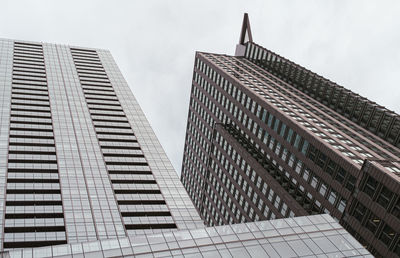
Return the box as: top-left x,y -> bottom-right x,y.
181,14 -> 400,257
0,38 -> 204,250
0,37 -> 371,258
0,36 -> 371,257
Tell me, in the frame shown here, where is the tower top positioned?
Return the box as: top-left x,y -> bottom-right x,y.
235,13 -> 253,56
239,13 -> 253,44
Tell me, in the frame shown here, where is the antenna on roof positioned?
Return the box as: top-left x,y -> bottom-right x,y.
235,13 -> 252,56
239,13 -> 253,44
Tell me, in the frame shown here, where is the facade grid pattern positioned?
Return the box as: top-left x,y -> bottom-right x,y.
0,38 -> 203,251
181,20 -> 400,257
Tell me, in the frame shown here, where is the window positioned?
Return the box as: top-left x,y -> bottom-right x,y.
286,129 -> 294,142
281,203 -> 288,216
301,140 -> 309,155
363,176 -> 378,198
295,161 -> 302,174
311,176 -> 318,188
352,202 -> 366,223
328,189 -> 337,204
376,186 -> 393,209
261,109 -> 267,122
326,160 -> 336,176
274,195 -> 281,209
267,114 -> 274,127
335,168 -> 346,184
345,175 -> 356,191
302,168 -> 310,182
279,124 -> 286,137
316,153 -> 327,168
273,118 -> 280,132
288,154 -> 295,167
268,190 -> 274,202
337,198 -> 346,213
365,213 -> 380,234
392,198 -> 400,217
379,224 -> 395,247
293,135 -> 301,148
319,183 -> 327,197
307,145 -> 317,160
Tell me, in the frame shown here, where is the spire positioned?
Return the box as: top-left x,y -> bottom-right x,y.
239,13 -> 253,44
235,13 -> 253,56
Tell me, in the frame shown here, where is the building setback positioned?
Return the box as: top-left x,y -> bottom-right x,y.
181,14 -> 400,257
0,38 -> 203,250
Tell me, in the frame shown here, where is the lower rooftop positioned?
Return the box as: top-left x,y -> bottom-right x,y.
1,214 -> 370,257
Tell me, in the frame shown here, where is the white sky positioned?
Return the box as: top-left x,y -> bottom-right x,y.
1,0 -> 399,175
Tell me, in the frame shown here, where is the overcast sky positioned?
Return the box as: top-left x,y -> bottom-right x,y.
2,0 -> 399,175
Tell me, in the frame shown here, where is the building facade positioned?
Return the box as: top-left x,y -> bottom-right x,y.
0,38 -> 204,251
181,14 -> 400,257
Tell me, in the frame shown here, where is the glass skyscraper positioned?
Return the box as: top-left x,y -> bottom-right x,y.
181,14 -> 399,257
0,38 -> 203,250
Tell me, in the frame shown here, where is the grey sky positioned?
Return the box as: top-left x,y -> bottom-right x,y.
2,0 -> 399,175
